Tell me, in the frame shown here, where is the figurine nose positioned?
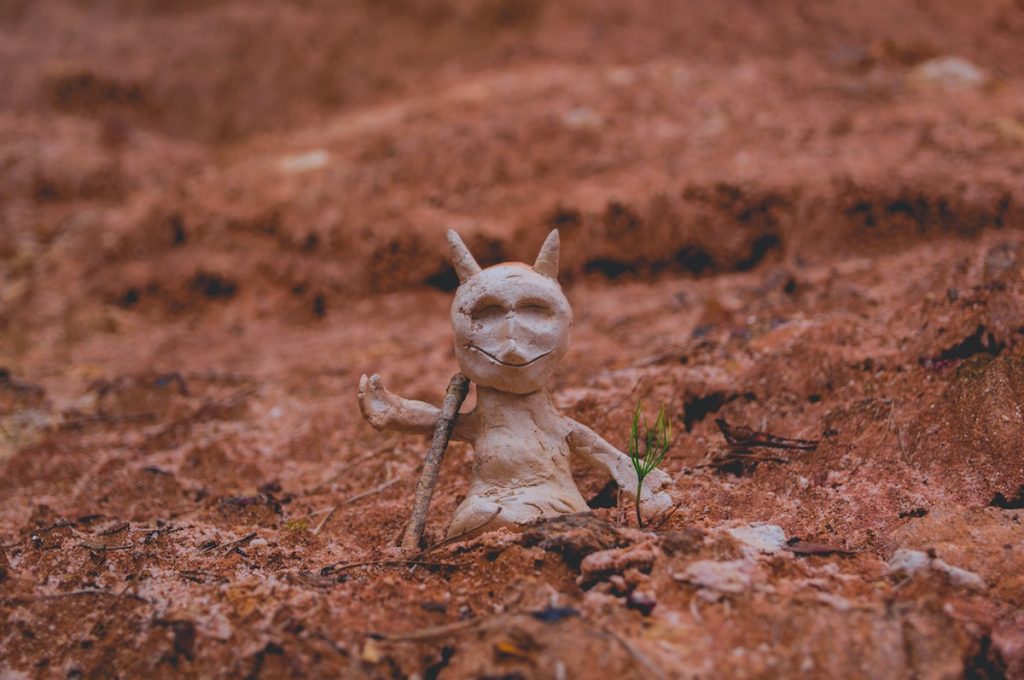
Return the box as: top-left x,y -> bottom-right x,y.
497,314 -> 529,363
498,312 -> 518,340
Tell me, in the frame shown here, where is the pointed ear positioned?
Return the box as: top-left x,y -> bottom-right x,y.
447,229 -> 482,283
532,229 -> 560,278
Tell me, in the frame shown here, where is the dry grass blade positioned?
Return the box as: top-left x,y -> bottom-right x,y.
341,477 -> 400,506
306,440 -> 398,494
312,506 -> 336,535
418,508 -> 502,555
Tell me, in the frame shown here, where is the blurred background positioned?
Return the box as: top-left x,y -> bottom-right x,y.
1,0 -> 1022,356
1,2 -> 1023,676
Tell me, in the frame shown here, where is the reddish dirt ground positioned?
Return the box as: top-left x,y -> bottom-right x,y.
2,1 -> 1024,678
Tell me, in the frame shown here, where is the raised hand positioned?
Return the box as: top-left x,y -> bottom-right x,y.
357,373 -> 403,431
358,373 -> 477,440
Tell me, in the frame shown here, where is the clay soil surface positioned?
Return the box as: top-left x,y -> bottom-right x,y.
2,1 -> 1024,678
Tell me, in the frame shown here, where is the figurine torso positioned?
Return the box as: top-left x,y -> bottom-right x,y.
448,387 -> 589,535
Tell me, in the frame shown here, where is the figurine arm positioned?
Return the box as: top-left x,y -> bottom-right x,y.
566,419 -> 673,515
358,374 -> 477,442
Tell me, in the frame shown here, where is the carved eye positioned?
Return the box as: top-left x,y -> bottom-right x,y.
518,299 -> 552,315
471,301 -> 505,321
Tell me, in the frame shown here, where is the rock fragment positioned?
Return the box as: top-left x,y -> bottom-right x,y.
887,548 -> 986,590
278,149 -> 330,174
578,542 -> 658,587
887,548 -> 931,575
659,528 -> 705,555
562,106 -> 603,130
910,56 -> 988,89
726,523 -> 787,556
626,589 -> 657,615
521,514 -> 637,566
675,559 -> 758,601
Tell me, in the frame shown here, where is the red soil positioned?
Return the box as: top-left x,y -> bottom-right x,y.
1,1 -> 1023,677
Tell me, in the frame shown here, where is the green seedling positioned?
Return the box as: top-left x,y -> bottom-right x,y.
628,401 -> 672,528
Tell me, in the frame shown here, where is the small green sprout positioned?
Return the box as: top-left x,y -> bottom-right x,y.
628,401 -> 671,528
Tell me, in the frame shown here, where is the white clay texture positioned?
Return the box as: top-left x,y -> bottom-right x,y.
359,229 -> 673,536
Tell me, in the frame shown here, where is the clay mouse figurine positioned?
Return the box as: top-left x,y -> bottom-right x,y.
358,229 -> 672,537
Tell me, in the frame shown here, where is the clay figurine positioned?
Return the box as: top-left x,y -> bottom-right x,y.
358,229 -> 673,537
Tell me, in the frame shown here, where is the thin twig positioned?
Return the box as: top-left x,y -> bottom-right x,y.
715,418 -> 819,451
312,507 -> 336,535
376,615 -> 499,642
389,521 -> 408,548
652,502 -> 683,530
200,532 -> 257,554
342,477 -> 400,506
587,624 -> 666,680
59,412 -> 157,429
890,576 -> 913,594
632,348 -> 685,368
418,508 -> 502,555
96,521 -> 130,536
167,507 -> 203,520
78,541 -> 133,552
4,588 -> 151,605
179,570 -> 228,584
31,520 -> 75,535
307,441 -> 398,494
137,526 -> 185,543
608,375 -> 645,410
322,559 -> 458,574
221,532 -> 257,553
888,402 -> 909,465
291,507 -> 333,522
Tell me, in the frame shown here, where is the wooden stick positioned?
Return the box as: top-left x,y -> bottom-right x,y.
401,373 -> 470,553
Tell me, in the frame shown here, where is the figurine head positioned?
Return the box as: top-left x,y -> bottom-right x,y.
448,229 -> 572,394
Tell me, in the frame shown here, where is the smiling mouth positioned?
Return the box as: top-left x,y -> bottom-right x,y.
467,345 -> 553,367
